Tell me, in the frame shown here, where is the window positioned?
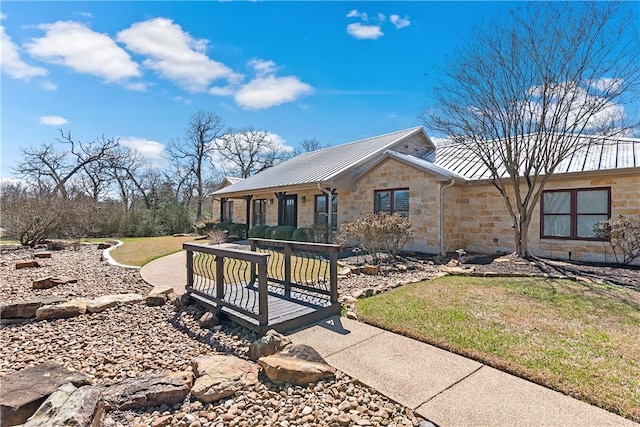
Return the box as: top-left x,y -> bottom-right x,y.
374,189 -> 409,216
253,199 -> 266,226
314,194 -> 338,230
222,200 -> 234,223
283,194 -> 297,228
541,188 -> 610,240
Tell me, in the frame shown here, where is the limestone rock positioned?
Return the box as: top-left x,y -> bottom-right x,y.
24,383 -> 104,427
34,252 -> 52,259
198,312 -> 219,329
102,373 -> 190,411
0,362 -> 89,426
248,329 -> 292,361
97,242 -> 112,250
360,265 -> 379,275
338,267 -> 352,277
86,294 -> 143,314
0,297 -> 65,319
258,344 -> 335,386
146,287 -> 173,307
191,355 -> 259,403
32,277 -> 58,289
16,260 -> 40,269
35,299 -> 90,321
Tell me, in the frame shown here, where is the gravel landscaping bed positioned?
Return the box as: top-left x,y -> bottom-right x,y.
0,245 -> 430,426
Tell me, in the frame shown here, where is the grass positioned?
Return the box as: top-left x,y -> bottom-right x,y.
108,235 -> 201,266
357,276 -> 640,422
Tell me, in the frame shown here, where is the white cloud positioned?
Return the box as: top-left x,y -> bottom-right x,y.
234,75 -> 313,109
119,137 -> 165,159
209,86 -> 234,96
346,10 -> 368,20
377,13 -> 386,22
40,81 -> 57,91
347,23 -> 383,40
0,25 -> 49,79
125,82 -> 148,91
116,17 -> 241,92
248,58 -> 277,76
589,77 -> 624,93
25,21 -> 140,82
76,12 -> 93,18
390,14 -> 411,29
39,115 -> 68,126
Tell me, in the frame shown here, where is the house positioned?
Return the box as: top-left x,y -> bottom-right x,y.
212,127 -> 640,263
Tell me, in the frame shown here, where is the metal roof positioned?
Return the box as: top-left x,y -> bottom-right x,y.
354,150 -> 467,182
434,135 -> 640,180
213,127 -> 425,195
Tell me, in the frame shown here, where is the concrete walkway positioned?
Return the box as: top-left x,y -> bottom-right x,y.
140,253 -> 638,427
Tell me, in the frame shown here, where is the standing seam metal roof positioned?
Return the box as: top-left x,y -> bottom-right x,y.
212,127 -> 424,195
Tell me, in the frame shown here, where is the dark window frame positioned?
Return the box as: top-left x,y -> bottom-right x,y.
283,194 -> 298,228
374,188 -> 410,216
222,200 -> 234,223
314,194 -> 338,230
540,187 -> 611,241
252,199 -> 267,226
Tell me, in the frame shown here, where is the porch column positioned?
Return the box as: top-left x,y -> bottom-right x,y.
243,195 -> 253,236
275,192 -> 286,226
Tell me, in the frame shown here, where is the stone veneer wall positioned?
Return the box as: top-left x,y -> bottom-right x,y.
340,158 -> 442,253
453,173 -> 640,263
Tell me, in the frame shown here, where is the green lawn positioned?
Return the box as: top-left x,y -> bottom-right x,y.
108,235 -> 201,266
357,276 -> 640,422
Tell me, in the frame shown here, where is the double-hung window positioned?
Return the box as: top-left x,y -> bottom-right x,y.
253,199 -> 266,226
374,188 -> 409,216
314,194 -> 338,230
541,188 -> 610,240
222,200 -> 234,223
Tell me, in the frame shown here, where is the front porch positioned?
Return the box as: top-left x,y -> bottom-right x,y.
183,239 -> 342,334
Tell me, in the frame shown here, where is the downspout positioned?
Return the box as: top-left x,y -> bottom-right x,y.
318,183 -> 334,231
439,179 -> 456,255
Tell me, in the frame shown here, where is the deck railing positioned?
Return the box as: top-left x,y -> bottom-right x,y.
184,242 -> 270,326
250,238 -> 341,303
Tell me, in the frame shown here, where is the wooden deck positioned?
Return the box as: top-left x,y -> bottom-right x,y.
188,281 -> 341,334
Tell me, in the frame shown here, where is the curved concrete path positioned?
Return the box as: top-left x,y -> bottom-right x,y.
141,252 -> 639,427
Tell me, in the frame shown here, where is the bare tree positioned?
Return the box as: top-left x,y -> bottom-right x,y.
292,137 -> 327,156
16,130 -> 119,199
216,127 -> 290,178
166,110 -> 225,219
421,2 -> 640,257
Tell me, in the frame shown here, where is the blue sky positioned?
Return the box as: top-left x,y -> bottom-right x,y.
2,1 -> 531,178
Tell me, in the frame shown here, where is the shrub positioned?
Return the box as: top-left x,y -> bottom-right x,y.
195,223 -> 207,235
249,225 -> 270,238
228,223 -> 247,239
292,227 -> 310,242
272,226 -> 297,241
263,226 -> 279,240
595,215 -> 640,265
341,213 -> 413,262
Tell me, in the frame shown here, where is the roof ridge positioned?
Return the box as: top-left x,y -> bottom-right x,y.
304,126 -> 423,155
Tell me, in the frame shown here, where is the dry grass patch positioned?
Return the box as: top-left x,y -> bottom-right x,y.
357,276 -> 640,422
109,235 -> 200,266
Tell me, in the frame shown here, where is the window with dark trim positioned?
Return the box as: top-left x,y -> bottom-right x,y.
541,187 -> 610,240
314,194 -> 338,230
222,200 -> 234,223
252,199 -> 266,226
374,188 -> 409,216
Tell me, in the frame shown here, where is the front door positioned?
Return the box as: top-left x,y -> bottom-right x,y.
283,194 -> 297,228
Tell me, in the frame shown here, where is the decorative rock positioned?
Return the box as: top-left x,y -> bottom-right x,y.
32,277 -> 58,289
52,276 -> 78,285
0,362 -> 89,426
336,413 -> 352,426
258,344 -> 336,386
248,329 -> 292,361
191,355 -> 259,403
146,287 -> 173,307
24,383 -> 104,427
360,265 -> 378,275
35,299 -> 90,321
198,312 -> 219,329
338,267 -> 352,277
345,311 -> 357,320
0,297 -> 65,319
86,294 -> 143,314
16,260 -> 40,269
102,373 -> 191,411
34,252 -> 53,259
97,243 -> 112,250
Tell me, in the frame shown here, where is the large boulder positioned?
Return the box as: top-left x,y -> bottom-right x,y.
191,355 -> 259,403
145,287 -> 173,307
258,344 -> 336,386
86,294 -> 143,314
23,383 -> 104,427
101,373 -> 190,411
35,299 -> 90,321
0,297 -> 66,320
248,329 -> 292,361
0,362 -> 89,426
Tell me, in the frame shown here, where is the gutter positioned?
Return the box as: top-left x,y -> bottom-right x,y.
318,183 -> 334,231
439,178 -> 456,255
